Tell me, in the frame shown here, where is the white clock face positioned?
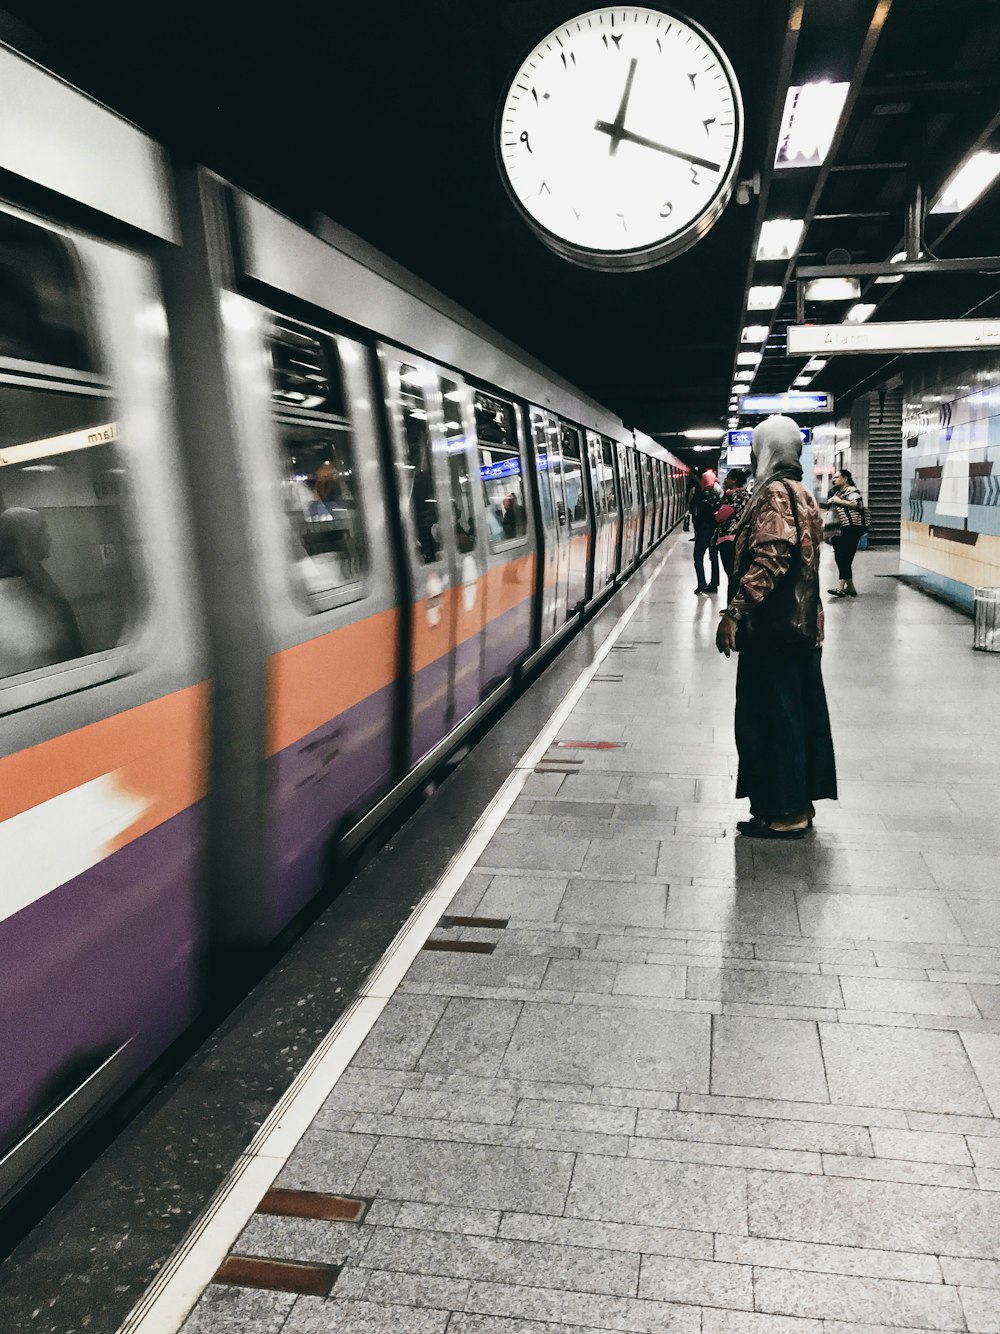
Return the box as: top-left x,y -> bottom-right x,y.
497,6 -> 743,270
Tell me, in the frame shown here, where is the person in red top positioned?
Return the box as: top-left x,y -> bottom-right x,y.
715,416 -> 837,839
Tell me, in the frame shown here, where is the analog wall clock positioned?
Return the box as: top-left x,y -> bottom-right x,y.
496,6 -> 744,271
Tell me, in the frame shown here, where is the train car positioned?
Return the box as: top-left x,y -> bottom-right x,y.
0,48 -> 209,1203
0,44 -> 687,1206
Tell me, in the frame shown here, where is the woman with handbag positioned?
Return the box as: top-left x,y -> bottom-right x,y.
715,416 -> 837,840
826,469 -> 866,597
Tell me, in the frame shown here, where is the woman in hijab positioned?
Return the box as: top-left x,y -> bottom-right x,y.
715,417 -> 837,839
0,507 -> 83,677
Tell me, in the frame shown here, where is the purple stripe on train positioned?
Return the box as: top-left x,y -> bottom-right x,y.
0,804 -> 202,1156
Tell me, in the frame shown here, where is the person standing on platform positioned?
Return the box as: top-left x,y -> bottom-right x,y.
691,468 -> 722,594
826,468 -> 866,597
713,467 -> 750,598
715,416 -> 837,839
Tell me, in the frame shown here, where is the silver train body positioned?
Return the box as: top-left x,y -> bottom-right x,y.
0,47 -> 688,1205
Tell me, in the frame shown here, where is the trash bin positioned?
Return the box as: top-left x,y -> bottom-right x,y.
973,588 -> 1000,651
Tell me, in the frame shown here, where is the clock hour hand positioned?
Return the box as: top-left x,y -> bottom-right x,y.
602,57 -> 638,156
593,122 -> 721,172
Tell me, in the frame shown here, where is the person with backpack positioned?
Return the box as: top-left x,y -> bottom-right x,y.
690,468 -> 722,593
826,468 -> 867,597
713,467 -> 750,598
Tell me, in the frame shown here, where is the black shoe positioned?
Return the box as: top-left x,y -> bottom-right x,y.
705,584 -> 719,592
736,817 -> 767,835
695,585 -> 709,593
742,823 -> 809,840
827,588 -> 847,597
844,589 -> 858,597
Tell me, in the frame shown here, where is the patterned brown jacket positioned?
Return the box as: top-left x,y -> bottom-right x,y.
730,479 -> 825,646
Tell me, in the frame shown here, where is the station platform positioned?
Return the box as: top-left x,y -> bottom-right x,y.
8,532 -> 1000,1334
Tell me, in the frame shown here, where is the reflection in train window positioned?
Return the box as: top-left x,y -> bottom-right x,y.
530,407 -> 560,532
441,378 -> 475,554
476,391 -> 527,548
601,438 -> 618,513
0,387 -> 135,681
561,426 -> 587,528
0,212 -> 136,683
395,362 -> 440,565
268,317 -> 368,598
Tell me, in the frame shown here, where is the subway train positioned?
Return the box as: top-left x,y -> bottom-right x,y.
0,46 -> 688,1207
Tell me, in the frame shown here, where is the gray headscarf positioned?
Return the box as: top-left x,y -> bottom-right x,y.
751,415 -> 803,488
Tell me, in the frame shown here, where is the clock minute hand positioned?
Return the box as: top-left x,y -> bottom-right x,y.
593,122 -> 721,173
603,57 -> 638,157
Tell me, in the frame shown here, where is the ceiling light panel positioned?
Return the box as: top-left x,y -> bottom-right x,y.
874,250 -> 907,285
747,285 -> 784,310
737,351 -> 762,366
774,82 -> 850,169
735,370 -> 754,382
757,219 -> 804,261
845,303 -> 876,323
742,325 -> 769,343
931,150 -> 1000,215
793,376 -> 813,386
804,277 -> 861,301
804,358 -> 827,372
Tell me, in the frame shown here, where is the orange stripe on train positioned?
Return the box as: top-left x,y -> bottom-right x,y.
0,683 -> 210,842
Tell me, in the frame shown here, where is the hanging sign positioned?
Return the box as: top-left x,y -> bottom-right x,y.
788,319 -> 1000,356
739,392 -> 832,414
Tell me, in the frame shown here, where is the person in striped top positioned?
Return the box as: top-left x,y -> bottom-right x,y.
826,469 -> 866,598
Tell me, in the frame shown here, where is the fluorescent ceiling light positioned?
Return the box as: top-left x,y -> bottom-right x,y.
931,150 -> 1000,215
736,351 -> 762,366
793,376 -> 813,386
683,428 -> 725,440
845,303 -> 876,323
735,370 -> 754,382
804,277 -> 861,301
803,358 -> 828,372
747,285 -> 784,310
757,219 -> 804,261
774,81 -> 850,169
742,325 -> 769,343
874,250 -> 907,284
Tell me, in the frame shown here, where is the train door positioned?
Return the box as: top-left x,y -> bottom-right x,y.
529,407 -> 570,641
434,372 -> 487,726
586,430 -> 610,596
655,460 -> 666,538
474,390 -> 534,692
560,423 -> 589,614
643,454 -> 656,551
618,444 -> 637,569
381,350 -> 475,764
603,436 -> 622,579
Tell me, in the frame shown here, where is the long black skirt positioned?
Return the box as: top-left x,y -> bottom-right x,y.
734,646 -> 837,820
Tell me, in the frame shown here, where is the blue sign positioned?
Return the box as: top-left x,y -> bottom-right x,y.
739,392 -> 832,414
480,456 -> 522,481
727,427 -> 811,449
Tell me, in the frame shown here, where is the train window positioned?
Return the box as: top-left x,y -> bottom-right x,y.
441,378 -> 475,554
268,317 -> 368,598
396,362 -> 441,565
476,391 -> 527,548
601,438 -> 618,513
0,212 -> 136,684
561,426 -> 588,527
0,213 -> 94,372
531,408 -> 562,529
0,386 -> 135,681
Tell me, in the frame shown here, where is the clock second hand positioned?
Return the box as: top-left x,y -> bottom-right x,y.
593,121 -> 721,173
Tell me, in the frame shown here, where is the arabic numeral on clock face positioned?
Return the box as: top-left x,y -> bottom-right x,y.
690,166 -> 700,186
660,200 -> 673,218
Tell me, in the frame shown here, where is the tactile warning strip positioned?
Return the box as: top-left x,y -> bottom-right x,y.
438,915 -> 509,930
422,938 -> 496,954
256,1188 -> 369,1222
214,1255 -> 340,1296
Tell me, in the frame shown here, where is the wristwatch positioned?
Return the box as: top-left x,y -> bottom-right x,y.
723,605 -> 743,622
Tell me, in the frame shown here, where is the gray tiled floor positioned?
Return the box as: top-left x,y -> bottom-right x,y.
181,543 -> 1000,1333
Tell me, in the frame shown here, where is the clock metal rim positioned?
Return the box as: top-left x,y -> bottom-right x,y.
494,4 -> 744,272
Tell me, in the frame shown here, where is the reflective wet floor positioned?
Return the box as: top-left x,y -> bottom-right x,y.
182,544 -> 1000,1334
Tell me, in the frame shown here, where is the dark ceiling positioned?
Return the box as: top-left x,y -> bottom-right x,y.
3,1 -> 1000,455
